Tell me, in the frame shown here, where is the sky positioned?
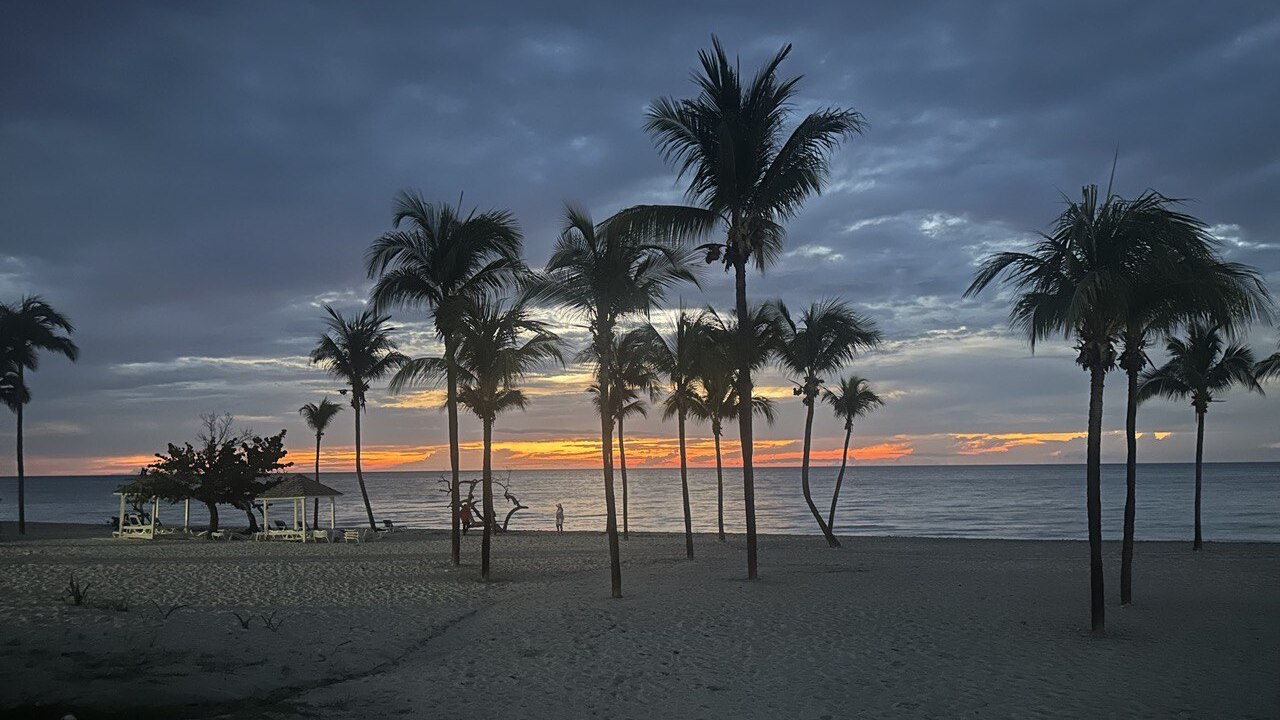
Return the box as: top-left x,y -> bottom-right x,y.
2,1 -> 1278,476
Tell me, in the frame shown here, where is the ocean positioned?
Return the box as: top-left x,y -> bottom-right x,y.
1,463 -> 1276,541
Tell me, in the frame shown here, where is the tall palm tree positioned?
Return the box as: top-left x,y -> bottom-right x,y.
309,305 -> 408,530
612,37 -> 865,579
587,328 -> 660,540
637,309 -> 711,559
690,356 -> 776,542
964,183 -> 1242,632
771,299 -> 881,548
299,397 -> 343,528
530,205 -> 696,598
822,375 -> 884,532
1116,251 -> 1269,605
366,190 -> 524,566
1139,323 -> 1263,550
454,299 -> 563,580
0,297 -> 79,535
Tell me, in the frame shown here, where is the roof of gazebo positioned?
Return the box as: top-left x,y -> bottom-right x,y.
258,474 -> 343,499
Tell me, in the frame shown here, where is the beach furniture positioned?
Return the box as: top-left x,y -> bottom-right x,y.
255,474 -> 344,543
342,529 -> 362,544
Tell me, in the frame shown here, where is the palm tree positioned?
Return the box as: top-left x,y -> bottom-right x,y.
637,309 -> 711,559
1116,249 -> 1269,605
1139,323 -> 1263,550
822,375 -> 884,532
612,37 -> 865,579
771,299 -> 881,548
366,190 -> 524,566
530,205 -> 696,598
309,305 -> 408,530
690,354 -> 776,542
587,328 -> 660,540
964,183 -> 1243,632
299,397 -> 343,528
454,299 -> 563,580
0,297 -> 79,535
1256,333 -> 1280,381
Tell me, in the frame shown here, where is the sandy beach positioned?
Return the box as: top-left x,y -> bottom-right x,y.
0,522 -> 1276,719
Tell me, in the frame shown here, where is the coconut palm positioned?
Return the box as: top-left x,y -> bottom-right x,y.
453,298 -> 563,580
822,375 -> 884,532
366,190 -> 524,566
690,355 -> 776,542
771,299 -> 881,548
612,37 -> 865,579
636,309 -> 712,559
587,328 -> 660,540
309,305 -> 408,530
299,397 -> 343,528
1256,333 -> 1280,381
1116,251 -> 1269,605
964,183 -> 1249,632
1138,323 -> 1263,550
0,297 -> 79,534
529,205 -> 696,598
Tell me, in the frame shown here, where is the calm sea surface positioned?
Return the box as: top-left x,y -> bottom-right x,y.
1,463 -> 1276,541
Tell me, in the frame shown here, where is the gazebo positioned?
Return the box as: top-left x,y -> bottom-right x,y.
256,474 -> 342,542
112,490 -> 162,539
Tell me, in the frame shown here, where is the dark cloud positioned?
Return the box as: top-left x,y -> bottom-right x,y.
2,1 -> 1278,470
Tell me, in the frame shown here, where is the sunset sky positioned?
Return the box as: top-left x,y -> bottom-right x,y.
2,2 -> 1278,476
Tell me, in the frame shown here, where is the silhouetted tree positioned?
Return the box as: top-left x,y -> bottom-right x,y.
299,397 -> 342,528
822,375 -> 884,532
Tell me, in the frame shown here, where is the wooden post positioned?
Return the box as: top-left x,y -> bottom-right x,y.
183,498 -> 190,530
261,498 -> 268,539
330,497 -> 335,529
117,494 -> 125,537
149,497 -> 157,539
300,496 -> 307,542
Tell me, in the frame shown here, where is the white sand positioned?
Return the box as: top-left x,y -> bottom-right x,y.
0,522 -> 1276,718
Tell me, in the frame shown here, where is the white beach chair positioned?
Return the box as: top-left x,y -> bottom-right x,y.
342,529 -> 361,544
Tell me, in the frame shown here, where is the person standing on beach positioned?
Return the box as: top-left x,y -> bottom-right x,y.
555,503 -> 564,533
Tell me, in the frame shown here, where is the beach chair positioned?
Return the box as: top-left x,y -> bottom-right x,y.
342,529 -> 361,544
380,520 -> 397,535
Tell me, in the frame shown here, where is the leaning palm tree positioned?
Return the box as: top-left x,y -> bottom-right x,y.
822,375 -> 884,532
454,298 -> 563,580
690,356 -> 776,542
309,305 -> 408,530
299,397 -> 343,528
771,299 -> 881,548
0,297 -> 79,535
964,183 -> 1244,632
1116,249 -> 1269,605
366,190 -> 524,566
612,37 -> 865,579
529,205 -> 696,598
1139,323 -> 1263,550
636,309 -> 712,559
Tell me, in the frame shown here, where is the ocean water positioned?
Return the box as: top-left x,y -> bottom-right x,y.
1,463 -> 1276,541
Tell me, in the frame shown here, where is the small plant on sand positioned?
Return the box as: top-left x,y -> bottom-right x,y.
63,574 -> 91,606
150,600 -> 189,620
232,611 -> 253,629
262,611 -> 285,632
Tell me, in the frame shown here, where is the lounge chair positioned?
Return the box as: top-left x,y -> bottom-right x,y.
342,529 -> 361,544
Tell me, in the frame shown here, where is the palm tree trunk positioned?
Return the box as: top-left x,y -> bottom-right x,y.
597,329 -> 623,598
481,418 -> 494,581
446,342 -> 462,566
1086,366 -> 1106,633
733,257 -> 758,580
1121,367 -> 1138,605
353,404 -> 376,530
618,415 -> 629,540
1194,409 -> 1205,551
828,424 -> 853,531
714,429 -> 725,542
801,397 -> 840,547
16,380 -> 25,535
678,410 -> 693,559
313,433 -> 322,529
